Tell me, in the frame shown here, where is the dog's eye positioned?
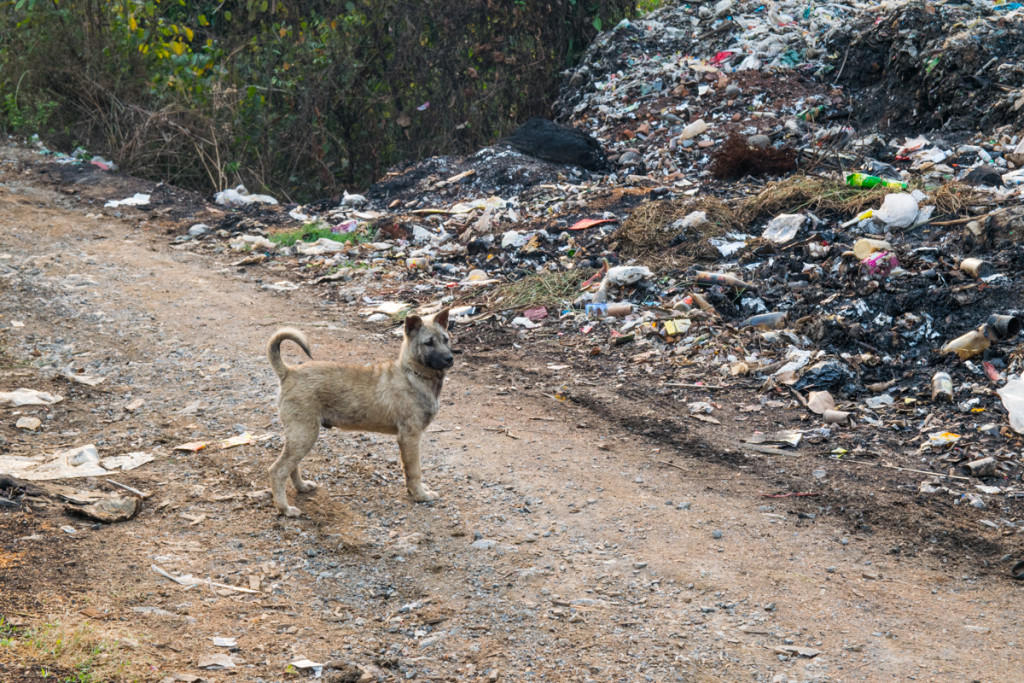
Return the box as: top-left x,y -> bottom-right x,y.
424,339 -> 434,346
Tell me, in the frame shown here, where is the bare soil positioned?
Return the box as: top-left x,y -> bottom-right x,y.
2,145 -> 1024,683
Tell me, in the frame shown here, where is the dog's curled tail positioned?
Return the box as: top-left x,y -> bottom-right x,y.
267,327 -> 313,379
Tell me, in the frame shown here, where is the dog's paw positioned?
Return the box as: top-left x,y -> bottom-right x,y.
279,505 -> 303,518
411,487 -> 440,502
295,479 -> 318,494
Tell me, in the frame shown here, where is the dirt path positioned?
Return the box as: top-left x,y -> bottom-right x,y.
1,148 -> 1022,682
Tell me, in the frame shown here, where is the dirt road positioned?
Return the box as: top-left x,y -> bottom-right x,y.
1,146 -> 1022,682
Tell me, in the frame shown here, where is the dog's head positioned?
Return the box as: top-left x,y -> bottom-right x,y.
404,308 -> 454,372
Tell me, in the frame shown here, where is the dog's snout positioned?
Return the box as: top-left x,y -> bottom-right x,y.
429,352 -> 454,370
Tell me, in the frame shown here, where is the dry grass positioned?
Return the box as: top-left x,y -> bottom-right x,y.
0,613 -> 146,681
615,196 -> 740,265
616,174 -> 993,262
736,174 -> 889,224
486,268 -> 595,310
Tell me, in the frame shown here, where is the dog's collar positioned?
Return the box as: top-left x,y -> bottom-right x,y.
409,365 -> 444,382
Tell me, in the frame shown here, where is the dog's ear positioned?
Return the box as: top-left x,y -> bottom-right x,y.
434,308 -> 450,330
404,314 -> 423,336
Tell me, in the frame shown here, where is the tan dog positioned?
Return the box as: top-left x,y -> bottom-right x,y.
266,309 -> 453,517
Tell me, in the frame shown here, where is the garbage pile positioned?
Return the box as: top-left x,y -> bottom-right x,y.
77,1 -> 1024,517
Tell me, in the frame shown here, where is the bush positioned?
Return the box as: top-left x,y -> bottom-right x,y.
0,0 -> 636,201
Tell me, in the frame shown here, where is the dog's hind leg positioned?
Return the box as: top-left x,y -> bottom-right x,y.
270,420 -> 319,517
397,430 -> 439,502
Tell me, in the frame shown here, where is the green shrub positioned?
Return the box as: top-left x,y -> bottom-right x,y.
0,0 -> 636,201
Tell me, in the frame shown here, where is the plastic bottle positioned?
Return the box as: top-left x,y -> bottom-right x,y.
844,173 -> 908,190
852,238 -> 892,260
930,372 -> 953,401
585,302 -> 632,318
739,311 -> 788,330
406,257 -> 431,270
941,330 -> 990,360
694,271 -> 755,291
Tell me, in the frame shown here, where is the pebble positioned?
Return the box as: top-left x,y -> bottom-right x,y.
712,529 -> 723,539
619,150 -> 642,165
747,134 -> 771,149
16,416 -> 42,431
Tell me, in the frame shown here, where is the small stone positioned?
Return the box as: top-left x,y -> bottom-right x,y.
677,119 -> 708,141
188,223 -> 210,237
16,416 -> 42,431
633,561 -> 647,569
677,502 -> 691,510
747,134 -> 771,149
619,150 -> 642,165
725,84 -> 742,97
712,529 -> 723,539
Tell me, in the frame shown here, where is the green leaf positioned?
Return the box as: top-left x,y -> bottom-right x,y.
224,10 -> 232,21
592,16 -> 602,31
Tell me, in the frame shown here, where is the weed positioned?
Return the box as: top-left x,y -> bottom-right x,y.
488,269 -> 594,310
268,222 -> 370,248
0,618 -> 142,682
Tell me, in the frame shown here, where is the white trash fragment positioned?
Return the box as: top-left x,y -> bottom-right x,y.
0,388 -> 63,406
228,234 -> 277,252
197,654 -> 236,670
512,317 -> 541,329
64,370 -> 106,386
773,347 -> 812,377
501,230 -> 529,249
0,444 -> 107,481
295,238 -> 347,255
341,191 -> 367,207
674,211 -> 707,230
592,265 -> 653,303
873,193 -> 919,229
261,281 -> 300,292
99,451 -> 155,472
997,378 -> 1024,434
214,184 -> 278,207
104,193 -> 150,208
864,394 -> 895,410
290,659 -> 324,677
709,238 -> 747,257
762,214 -> 806,244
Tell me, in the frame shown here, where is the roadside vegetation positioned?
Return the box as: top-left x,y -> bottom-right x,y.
1,0 -> 639,202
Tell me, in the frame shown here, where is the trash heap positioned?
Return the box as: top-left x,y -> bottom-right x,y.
84,0 -> 1024,514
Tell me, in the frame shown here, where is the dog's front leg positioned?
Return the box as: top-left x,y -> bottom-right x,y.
397,430 -> 439,502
